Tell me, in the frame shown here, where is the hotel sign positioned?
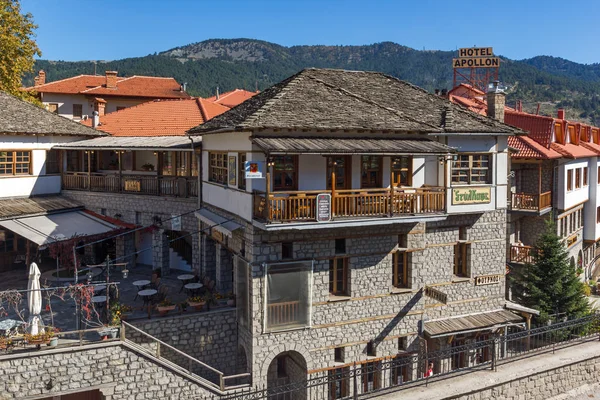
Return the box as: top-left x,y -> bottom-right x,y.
316,193 -> 331,223
453,47 -> 499,69
452,187 -> 491,205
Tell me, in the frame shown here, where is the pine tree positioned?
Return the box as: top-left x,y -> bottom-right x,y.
511,218 -> 589,322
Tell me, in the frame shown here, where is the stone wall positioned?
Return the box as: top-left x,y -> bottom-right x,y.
128,308 -> 239,378
0,343 -> 218,399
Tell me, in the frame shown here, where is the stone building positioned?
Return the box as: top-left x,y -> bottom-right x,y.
188,68 -> 533,394
450,84 -> 600,282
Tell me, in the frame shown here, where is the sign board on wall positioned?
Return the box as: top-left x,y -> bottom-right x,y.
245,161 -> 264,179
171,214 -> 182,231
316,193 -> 331,222
452,187 -> 491,205
453,47 -> 499,69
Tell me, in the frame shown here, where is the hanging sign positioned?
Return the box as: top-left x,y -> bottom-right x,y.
171,214 -> 182,231
316,193 -> 331,223
453,47 -> 499,68
245,161 -> 264,179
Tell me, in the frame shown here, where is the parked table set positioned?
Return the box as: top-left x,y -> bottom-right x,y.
177,274 -> 195,293
133,280 -> 151,300
184,283 -> 203,296
138,289 -> 157,306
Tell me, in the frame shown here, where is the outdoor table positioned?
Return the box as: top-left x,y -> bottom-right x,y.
133,280 -> 151,300
138,289 -> 157,306
184,282 -> 203,296
93,285 -> 107,294
177,274 -> 195,293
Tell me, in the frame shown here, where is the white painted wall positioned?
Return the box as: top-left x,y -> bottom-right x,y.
202,184 -> 253,221
0,134 -> 89,198
41,93 -> 150,120
298,155 -> 326,191
558,159 -> 590,211
584,158 -> 600,241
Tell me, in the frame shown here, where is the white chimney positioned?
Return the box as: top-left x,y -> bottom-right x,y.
216,86 -> 219,100
92,111 -> 100,128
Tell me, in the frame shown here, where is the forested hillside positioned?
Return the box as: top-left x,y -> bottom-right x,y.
30,39 -> 600,125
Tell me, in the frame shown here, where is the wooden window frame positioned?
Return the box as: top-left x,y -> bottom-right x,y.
584,167 -> 589,186
451,154 -> 491,185
360,155 -> 382,188
326,156 -> 351,190
72,104 -> 83,119
272,155 -> 298,191
454,242 -> 469,277
329,258 -> 349,296
596,207 -> 600,224
328,366 -> 350,400
361,361 -> 381,392
391,355 -> 412,385
391,156 -> 412,187
393,250 -> 409,288
45,150 -> 61,175
0,150 -> 32,176
208,152 -> 228,185
238,153 -> 247,190
598,166 -> 600,184
576,168 -> 581,189
567,169 -> 573,191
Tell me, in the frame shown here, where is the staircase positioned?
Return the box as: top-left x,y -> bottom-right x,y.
166,230 -> 193,271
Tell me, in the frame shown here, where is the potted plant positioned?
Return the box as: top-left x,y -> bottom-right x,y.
203,291 -> 218,312
0,337 -> 13,351
156,298 -> 176,316
187,296 -> 205,311
178,301 -> 188,314
141,163 -> 155,172
46,327 -> 60,347
110,302 -> 133,324
227,292 -> 236,307
25,332 -> 50,347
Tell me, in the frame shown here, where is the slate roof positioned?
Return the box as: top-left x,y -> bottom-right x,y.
424,309 -> 523,338
253,137 -> 455,155
0,91 -> 105,136
55,136 -> 200,150
188,68 -> 525,135
28,75 -> 191,99
81,98 -> 229,136
0,196 -> 82,220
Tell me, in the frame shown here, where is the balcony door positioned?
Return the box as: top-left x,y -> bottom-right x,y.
326,156 -> 351,190
361,156 -> 382,188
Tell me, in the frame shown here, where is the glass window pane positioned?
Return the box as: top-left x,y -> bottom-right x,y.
266,262 -> 312,332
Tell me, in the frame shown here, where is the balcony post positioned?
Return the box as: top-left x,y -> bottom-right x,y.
118,151 -> 122,192
331,162 -> 336,216
538,163 -> 542,211
389,167 -> 394,217
87,150 -> 91,191
265,158 -> 272,221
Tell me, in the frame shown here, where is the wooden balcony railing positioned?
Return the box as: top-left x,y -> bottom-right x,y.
62,173 -> 198,198
511,191 -> 552,212
509,244 -> 538,264
253,187 -> 445,223
267,300 -> 301,327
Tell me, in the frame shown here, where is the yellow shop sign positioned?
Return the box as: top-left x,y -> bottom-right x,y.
452,187 -> 491,205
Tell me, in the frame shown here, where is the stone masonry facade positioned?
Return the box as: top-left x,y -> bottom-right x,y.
63,191 -> 201,275
198,204 -> 508,388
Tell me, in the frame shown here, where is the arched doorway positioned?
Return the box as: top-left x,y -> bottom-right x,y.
267,351 -> 307,400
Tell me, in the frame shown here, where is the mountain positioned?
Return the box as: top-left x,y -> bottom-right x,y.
30,39 -> 600,125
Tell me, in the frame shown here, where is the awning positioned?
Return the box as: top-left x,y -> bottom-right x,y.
505,301 -> 540,316
423,309 -> 524,338
196,209 -> 243,238
53,136 -> 200,151
0,211 -> 121,248
252,137 -> 455,155
0,196 -> 82,220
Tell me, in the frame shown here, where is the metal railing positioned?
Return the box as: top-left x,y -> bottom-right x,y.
121,321 -> 250,391
62,172 -> 198,198
218,313 -> 600,400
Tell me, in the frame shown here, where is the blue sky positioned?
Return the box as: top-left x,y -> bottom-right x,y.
21,0 -> 600,64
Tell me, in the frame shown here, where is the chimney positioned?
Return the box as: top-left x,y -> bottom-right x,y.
441,88 -> 448,97
105,71 -> 118,89
182,82 -> 187,92
557,109 -> 565,120
35,70 -> 46,86
486,81 -> 506,122
216,86 -> 219,100
92,111 -> 100,128
434,89 -> 440,96
94,98 -> 107,116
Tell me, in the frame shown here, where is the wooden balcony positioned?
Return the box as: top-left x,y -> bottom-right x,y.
509,244 -> 538,264
253,187 -> 445,223
511,191 -> 552,212
62,172 -> 198,198
267,300 -> 301,327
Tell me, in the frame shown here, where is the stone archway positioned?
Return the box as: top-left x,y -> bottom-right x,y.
266,351 -> 308,400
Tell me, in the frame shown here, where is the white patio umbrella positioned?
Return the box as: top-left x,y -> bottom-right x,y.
27,262 -> 44,335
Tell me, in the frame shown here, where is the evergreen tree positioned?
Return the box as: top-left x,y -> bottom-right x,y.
511,218 -> 589,322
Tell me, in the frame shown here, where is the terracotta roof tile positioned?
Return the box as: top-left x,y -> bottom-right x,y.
508,135 -> 561,159
206,89 -> 259,108
550,142 -> 598,158
504,111 -> 555,147
82,98 -> 229,136
28,75 -> 191,99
